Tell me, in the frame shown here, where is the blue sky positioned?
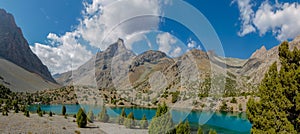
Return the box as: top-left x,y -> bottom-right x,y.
1,0 -> 300,74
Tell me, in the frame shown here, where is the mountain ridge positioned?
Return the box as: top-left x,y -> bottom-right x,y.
0,9 -> 56,84
0,9 -> 58,91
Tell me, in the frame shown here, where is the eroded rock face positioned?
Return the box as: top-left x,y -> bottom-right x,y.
0,9 -> 56,83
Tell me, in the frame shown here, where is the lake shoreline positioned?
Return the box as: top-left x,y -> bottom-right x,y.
27,104 -> 251,133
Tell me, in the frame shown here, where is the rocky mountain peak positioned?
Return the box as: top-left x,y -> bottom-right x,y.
104,38 -> 127,56
250,45 -> 267,59
0,9 -> 56,83
134,50 -> 167,64
0,9 -> 17,31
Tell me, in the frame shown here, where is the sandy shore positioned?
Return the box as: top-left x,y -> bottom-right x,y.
0,111 -> 147,134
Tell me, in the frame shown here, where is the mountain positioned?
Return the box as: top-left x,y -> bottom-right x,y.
0,58 -> 59,92
55,35 -> 300,107
0,9 -> 58,91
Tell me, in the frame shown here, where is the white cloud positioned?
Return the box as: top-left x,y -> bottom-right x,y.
30,34 -> 92,74
232,0 -> 256,36
79,0 -> 161,49
156,32 -> 177,54
187,38 -> 197,49
170,46 -> 182,57
31,0 -> 165,74
253,2 -> 300,41
234,0 -> 300,41
124,31 -> 152,50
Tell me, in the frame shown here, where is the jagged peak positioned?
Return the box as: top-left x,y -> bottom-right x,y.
104,38 -> 128,55
250,45 -> 267,59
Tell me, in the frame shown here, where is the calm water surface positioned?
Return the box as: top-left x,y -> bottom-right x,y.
28,104 -> 251,134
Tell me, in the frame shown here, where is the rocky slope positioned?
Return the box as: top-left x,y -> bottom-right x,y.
0,9 -> 56,83
0,58 -> 59,92
0,9 -> 58,91
55,34 -> 300,109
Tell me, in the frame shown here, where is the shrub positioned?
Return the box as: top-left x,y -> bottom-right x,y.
24,110 -> 30,117
12,100 -> 19,113
197,126 -> 203,134
238,103 -> 243,111
118,108 -> 126,125
98,106 -> 109,122
175,120 -> 191,134
62,105 -> 66,115
149,102 -> 174,134
74,130 -> 81,134
38,111 -> 43,117
36,105 -> 42,113
76,108 -> 87,128
171,91 -> 180,103
230,97 -> 237,103
87,110 -> 94,123
140,114 -> 148,129
208,129 -> 217,134
124,112 -> 135,129
220,101 -> 228,111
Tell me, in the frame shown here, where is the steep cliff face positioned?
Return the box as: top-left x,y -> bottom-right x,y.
0,9 -> 56,83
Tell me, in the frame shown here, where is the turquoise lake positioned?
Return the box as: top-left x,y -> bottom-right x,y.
28,104 -> 251,133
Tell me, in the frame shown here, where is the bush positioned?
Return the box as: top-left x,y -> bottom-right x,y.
98,106 -> 109,122
20,105 -> 26,112
76,108 -> 87,128
208,129 -> 217,134
175,120 -> 191,134
24,110 -> 30,117
220,101 -> 228,111
197,126 -> 203,134
118,108 -> 126,125
12,100 -> 19,113
87,110 -> 94,123
149,102 -> 174,134
171,91 -> 180,103
36,105 -> 42,113
140,114 -> 148,129
230,97 -> 237,103
124,112 -> 135,129
62,105 -> 66,115
38,111 -> 43,117
238,104 -> 243,111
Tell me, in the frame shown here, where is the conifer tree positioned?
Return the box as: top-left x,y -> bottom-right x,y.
76,108 -> 87,128
98,106 -> 109,122
140,114 -> 148,129
149,102 -> 174,134
118,108 -> 126,125
124,112 -> 135,128
247,41 -> 300,133
87,110 -> 94,123
62,105 -> 66,115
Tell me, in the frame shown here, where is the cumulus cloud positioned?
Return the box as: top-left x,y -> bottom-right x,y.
170,46 -> 182,57
187,38 -> 198,49
253,2 -> 300,41
31,0 -> 165,74
30,32 -> 92,74
79,0 -> 161,49
156,32 -> 177,54
234,0 -> 300,41
232,0 -> 256,36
